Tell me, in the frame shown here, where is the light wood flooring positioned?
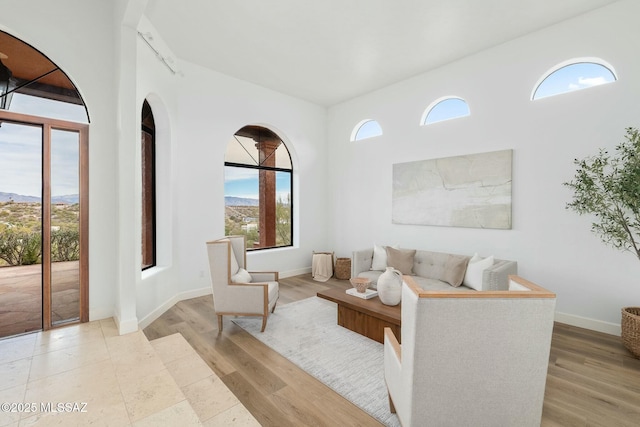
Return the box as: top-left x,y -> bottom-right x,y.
143,274 -> 640,427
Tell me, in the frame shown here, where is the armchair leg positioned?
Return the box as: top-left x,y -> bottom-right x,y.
217,315 -> 223,332
261,315 -> 268,332
271,303 -> 277,313
388,393 -> 396,414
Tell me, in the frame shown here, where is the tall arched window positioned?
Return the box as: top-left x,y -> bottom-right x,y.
141,100 -> 156,270
224,126 -> 292,250
421,96 -> 470,125
0,30 -> 89,337
351,119 -> 383,141
532,59 -> 617,100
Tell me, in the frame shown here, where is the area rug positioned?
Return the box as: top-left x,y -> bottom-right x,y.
232,297 -> 401,427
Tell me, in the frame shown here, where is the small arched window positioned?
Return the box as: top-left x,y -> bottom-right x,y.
421,97 -> 470,125
224,125 -> 292,250
351,119 -> 382,141
141,99 -> 156,270
532,59 -> 617,100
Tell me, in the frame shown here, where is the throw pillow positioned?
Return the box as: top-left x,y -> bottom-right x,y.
442,255 -> 471,287
463,254 -> 494,291
385,247 -> 416,275
231,267 -> 252,283
371,244 -> 398,271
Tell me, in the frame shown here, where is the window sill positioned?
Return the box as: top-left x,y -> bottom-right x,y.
142,265 -> 169,280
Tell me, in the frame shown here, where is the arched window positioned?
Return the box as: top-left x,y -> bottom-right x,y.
421,96 -> 470,125
532,59 -> 617,100
351,119 -> 382,141
224,126 -> 292,250
141,100 -> 156,270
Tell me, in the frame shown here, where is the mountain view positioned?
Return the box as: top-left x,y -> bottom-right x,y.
225,196 -> 259,206
224,194 -> 291,248
0,192 -> 79,204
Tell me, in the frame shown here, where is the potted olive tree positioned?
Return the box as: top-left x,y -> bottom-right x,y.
564,127 -> 640,358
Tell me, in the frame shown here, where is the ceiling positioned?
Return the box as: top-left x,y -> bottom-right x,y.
146,0 -> 619,106
0,31 -> 82,104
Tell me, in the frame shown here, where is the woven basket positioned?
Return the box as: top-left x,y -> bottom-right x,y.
621,307 -> 640,358
335,258 -> 351,280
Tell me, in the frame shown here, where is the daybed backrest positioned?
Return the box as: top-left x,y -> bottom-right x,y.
400,275 -> 556,427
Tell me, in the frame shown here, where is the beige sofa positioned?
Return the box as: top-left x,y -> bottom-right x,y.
352,246 -> 517,291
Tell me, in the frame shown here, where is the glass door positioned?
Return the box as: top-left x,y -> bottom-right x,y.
50,128 -> 81,326
0,122 -> 44,338
0,114 -> 88,338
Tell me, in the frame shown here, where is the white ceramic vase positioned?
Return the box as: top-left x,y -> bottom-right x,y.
377,267 -> 402,306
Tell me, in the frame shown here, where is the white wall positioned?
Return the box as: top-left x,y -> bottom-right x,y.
326,0 -> 640,334
1,1 -> 329,331
134,19 -> 329,326
171,61 -> 328,296
1,0 -> 120,322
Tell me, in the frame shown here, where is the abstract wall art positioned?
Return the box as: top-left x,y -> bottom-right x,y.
392,149 -> 512,229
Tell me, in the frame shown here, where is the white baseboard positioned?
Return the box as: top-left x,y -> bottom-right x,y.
136,270 -> 314,330
137,286 -> 212,330
114,313 -> 139,335
279,267 -> 312,278
555,311 -> 621,336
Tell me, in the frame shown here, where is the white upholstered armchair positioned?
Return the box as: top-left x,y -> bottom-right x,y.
384,275 -> 556,427
206,236 -> 279,332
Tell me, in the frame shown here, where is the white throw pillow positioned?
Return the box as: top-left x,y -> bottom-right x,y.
463,253 -> 494,291
371,244 -> 398,271
231,267 -> 252,283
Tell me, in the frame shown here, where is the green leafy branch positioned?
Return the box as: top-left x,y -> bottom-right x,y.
564,127 -> 640,261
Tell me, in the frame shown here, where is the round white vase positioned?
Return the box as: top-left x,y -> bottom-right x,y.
377,267 -> 402,306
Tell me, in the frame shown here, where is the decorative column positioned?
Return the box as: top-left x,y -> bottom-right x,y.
255,139 -> 280,248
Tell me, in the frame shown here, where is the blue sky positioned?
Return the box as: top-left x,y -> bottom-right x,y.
424,97 -> 470,125
224,166 -> 291,201
534,62 -> 616,99
0,93 -> 86,197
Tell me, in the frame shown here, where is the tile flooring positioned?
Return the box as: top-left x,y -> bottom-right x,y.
0,319 -> 259,426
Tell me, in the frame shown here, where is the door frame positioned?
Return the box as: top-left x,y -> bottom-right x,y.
0,109 -> 89,329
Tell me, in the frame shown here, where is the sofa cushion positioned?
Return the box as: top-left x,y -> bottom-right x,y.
463,254 -> 495,291
442,255 -> 471,287
386,247 -> 416,275
411,276 -> 473,292
371,244 -> 397,271
413,251 -> 470,287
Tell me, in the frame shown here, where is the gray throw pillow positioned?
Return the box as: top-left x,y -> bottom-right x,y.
443,255 -> 471,287
385,247 -> 416,275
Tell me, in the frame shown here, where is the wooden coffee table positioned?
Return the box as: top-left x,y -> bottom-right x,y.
317,288 -> 401,344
